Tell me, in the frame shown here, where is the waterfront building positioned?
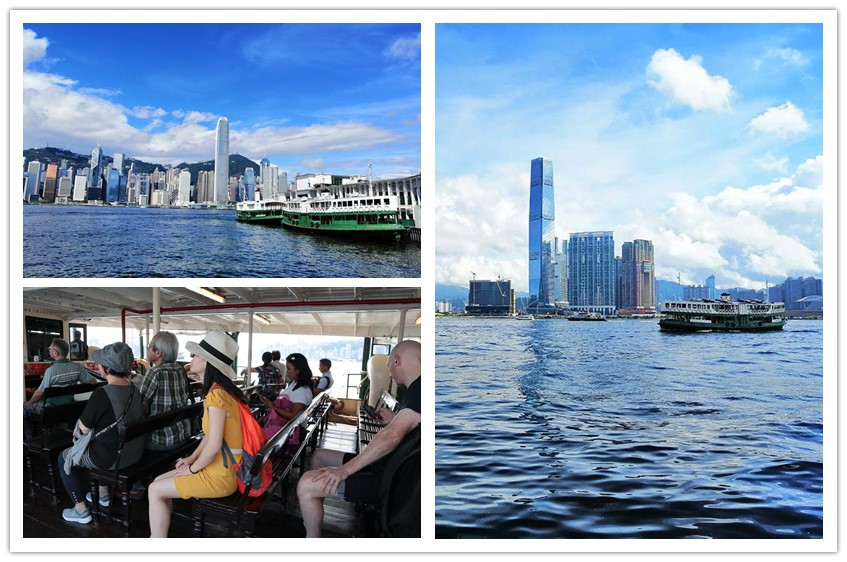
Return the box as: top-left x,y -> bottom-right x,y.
466,278 -> 512,316
178,170 -> 191,205
618,239 -> 656,311
528,157 -> 556,311
72,174 -> 87,202
270,164 -> 280,196
554,238 -> 569,308
43,163 -> 59,201
244,167 -> 256,201
136,174 -> 150,204
24,161 -> 41,201
106,168 -> 121,203
768,276 -> 823,311
705,274 -> 716,300
87,145 -> 104,201
568,231 -> 616,316
280,170 -> 289,193
56,176 -> 73,203
214,116 -> 230,205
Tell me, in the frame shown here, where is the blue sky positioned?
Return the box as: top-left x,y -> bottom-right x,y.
23,23 -> 420,178
436,23 -> 825,291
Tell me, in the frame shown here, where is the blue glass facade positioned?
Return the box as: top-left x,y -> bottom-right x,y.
568,231 -> 616,314
244,168 -> 256,201
106,168 -> 121,203
528,157 -> 556,308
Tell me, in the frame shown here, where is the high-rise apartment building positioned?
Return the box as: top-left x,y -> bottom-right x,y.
113,152 -> 125,174
568,231 -> 616,315
214,117 -> 229,205
528,157 -> 556,310
24,161 -> 41,201
618,239 -> 656,310
56,175 -> 73,202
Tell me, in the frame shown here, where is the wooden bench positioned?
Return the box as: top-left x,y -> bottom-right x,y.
23,382 -> 105,499
357,389 -> 398,450
190,395 -> 329,537
88,401 -> 205,532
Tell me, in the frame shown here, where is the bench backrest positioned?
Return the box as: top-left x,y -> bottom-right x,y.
42,382 -> 105,400
119,401 -> 204,444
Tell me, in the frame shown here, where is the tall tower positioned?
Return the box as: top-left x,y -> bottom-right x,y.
214,117 -> 229,205
88,145 -> 104,201
618,239 -> 655,310
178,170 -> 192,205
528,157 -> 556,309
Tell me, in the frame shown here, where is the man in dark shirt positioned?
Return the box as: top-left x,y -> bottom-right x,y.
297,340 -> 421,537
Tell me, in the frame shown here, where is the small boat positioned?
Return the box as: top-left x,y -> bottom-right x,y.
515,314 -> 534,320
567,312 -> 606,321
659,293 -> 786,332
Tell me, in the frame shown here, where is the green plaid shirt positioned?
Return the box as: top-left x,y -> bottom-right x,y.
140,362 -> 191,448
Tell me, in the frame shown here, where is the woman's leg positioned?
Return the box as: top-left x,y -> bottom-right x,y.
57,448 -> 88,513
148,474 -> 181,538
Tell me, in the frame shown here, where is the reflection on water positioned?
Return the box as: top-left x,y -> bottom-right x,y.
24,205 -> 420,278
436,318 -> 823,539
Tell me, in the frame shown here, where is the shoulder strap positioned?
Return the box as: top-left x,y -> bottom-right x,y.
94,384 -> 135,439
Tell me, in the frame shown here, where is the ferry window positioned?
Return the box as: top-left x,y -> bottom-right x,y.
25,316 -> 63,362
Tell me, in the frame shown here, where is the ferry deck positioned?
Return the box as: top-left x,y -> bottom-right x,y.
18,286 -> 421,539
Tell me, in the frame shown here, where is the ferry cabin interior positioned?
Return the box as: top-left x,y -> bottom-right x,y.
20,286 -> 421,538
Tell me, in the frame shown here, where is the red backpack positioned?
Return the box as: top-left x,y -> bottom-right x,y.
214,385 -> 272,497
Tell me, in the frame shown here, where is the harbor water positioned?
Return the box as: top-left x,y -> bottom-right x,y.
23,205 -> 420,278
435,317 -> 823,539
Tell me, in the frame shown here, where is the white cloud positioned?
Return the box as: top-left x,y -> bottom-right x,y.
748,101 -> 809,138
754,152 -> 789,173
130,105 -> 168,119
231,122 -> 402,156
301,158 -> 325,169
754,47 -> 809,70
646,48 -> 733,112
384,33 -> 420,60
23,29 -> 49,66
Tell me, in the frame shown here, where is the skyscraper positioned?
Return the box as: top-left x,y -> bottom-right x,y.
568,231 -> 616,315
113,152 -> 125,175
178,170 -> 191,205
528,157 -> 556,310
43,163 -> 59,201
618,239 -> 656,310
214,117 -> 229,205
244,168 -> 256,201
88,145 -> 104,201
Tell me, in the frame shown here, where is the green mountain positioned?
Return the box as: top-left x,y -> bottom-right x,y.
174,154 -> 260,185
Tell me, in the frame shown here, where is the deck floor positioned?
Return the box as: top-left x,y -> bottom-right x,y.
22,422 -> 360,538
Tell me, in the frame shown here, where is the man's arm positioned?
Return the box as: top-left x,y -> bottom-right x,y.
311,408 -> 420,494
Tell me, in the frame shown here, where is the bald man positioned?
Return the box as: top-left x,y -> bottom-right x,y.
297,340 -> 421,537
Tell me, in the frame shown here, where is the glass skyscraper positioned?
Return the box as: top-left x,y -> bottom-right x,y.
528,157 -> 556,310
214,116 -> 229,206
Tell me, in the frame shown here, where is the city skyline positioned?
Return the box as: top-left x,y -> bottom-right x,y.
22,23 -> 421,178
436,23 -> 825,292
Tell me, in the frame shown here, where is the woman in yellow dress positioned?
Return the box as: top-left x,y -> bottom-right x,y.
148,332 -> 246,538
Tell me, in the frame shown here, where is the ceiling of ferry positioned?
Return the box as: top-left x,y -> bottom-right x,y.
22,286 -> 422,339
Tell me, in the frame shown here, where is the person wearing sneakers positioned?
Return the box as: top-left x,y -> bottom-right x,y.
57,342 -> 144,524
147,332 -> 247,538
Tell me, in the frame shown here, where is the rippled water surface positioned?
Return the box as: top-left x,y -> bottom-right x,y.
435,317 -> 823,539
23,205 -> 420,278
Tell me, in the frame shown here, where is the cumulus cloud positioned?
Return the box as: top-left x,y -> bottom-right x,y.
301,158 -> 325,169
748,101 -> 809,138
384,33 -> 420,60
23,28 -> 49,66
231,122 -> 402,156
646,48 -> 733,112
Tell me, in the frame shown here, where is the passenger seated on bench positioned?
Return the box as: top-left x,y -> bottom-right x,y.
58,342 -> 144,525
297,340 -> 421,537
259,352 -> 314,443
148,332 -> 246,538
241,351 -> 281,399
23,338 -> 96,439
131,331 -> 193,499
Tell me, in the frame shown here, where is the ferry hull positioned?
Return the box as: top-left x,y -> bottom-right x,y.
658,317 -> 786,332
281,212 -> 407,241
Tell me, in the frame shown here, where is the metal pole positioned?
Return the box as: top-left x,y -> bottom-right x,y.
152,287 -> 161,333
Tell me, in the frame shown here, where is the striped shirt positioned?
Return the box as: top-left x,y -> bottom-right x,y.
140,362 -> 191,448
37,360 -> 95,405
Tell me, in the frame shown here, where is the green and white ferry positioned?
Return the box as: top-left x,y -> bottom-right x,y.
659,293 -> 786,332
236,171 -> 421,242
234,200 -> 284,224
